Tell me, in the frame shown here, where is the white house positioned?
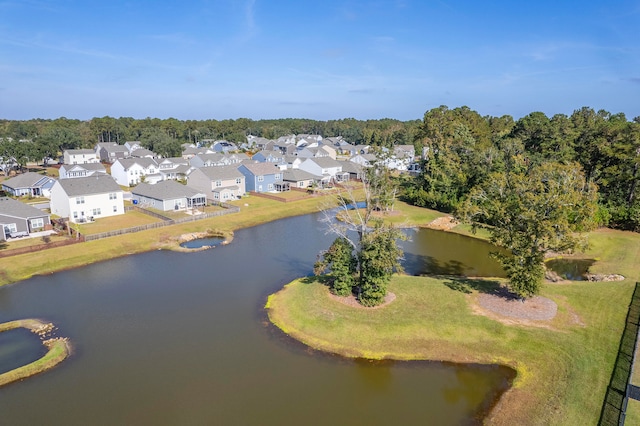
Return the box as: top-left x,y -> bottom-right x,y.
59,163 -> 107,179
63,149 -> 99,165
50,175 -> 124,223
110,158 -> 161,187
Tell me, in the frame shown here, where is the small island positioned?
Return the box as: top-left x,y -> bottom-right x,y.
0,319 -> 70,387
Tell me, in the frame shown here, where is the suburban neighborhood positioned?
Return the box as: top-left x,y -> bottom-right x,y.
0,133 -> 415,244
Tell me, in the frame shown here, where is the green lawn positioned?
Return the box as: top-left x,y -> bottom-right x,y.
76,210 -> 163,234
267,226 -> 640,425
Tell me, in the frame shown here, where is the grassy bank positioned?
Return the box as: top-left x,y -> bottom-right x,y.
0,193 -> 341,286
0,319 -> 70,387
267,227 -> 640,425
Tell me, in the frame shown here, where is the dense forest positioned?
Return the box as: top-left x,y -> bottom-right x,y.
1,106 -> 639,232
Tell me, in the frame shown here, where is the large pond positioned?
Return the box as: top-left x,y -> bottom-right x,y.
0,214 -> 512,425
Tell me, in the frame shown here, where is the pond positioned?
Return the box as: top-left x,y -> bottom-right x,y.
545,258 -> 595,281
0,214 -> 512,425
179,236 -> 225,249
0,328 -> 47,375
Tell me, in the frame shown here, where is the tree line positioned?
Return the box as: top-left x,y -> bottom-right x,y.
404,105 -> 640,233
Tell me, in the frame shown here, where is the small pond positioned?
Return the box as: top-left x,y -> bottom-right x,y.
179,236 -> 225,249
0,328 -> 46,375
545,258 -> 595,281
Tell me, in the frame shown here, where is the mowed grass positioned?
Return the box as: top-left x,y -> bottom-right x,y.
76,210 -> 163,234
267,227 -> 640,425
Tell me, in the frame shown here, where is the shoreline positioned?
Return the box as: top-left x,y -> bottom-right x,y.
0,319 -> 71,387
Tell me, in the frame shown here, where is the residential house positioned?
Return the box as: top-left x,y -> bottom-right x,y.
130,148 -> 156,159
131,180 -> 206,211
1,172 -> 57,197
124,141 -> 143,153
350,153 -> 378,167
50,175 -> 124,223
237,162 -> 283,193
190,153 -> 249,168
182,146 -> 214,160
0,197 -> 51,240
187,165 -> 246,201
252,150 -> 287,167
63,149 -> 99,165
96,142 -> 130,163
59,163 -> 107,179
110,158 -> 161,187
157,157 -> 192,181
282,169 -> 320,190
210,140 -> 238,153
338,160 -> 365,180
284,155 -> 304,170
298,157 -> 349,187
296,146 -> 331,159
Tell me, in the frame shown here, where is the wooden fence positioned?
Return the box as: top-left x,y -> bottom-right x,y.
0,237 -> 83,258
83,203 -> 239,242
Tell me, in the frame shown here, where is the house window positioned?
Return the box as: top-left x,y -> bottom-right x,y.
214,193 -> 219,200
268,184 -> 273,191
109,192 -> 117,200
216,180 -> 222,187
92,208 -> 101,216
298,181 -> 304,187
235,178 -> 242,184
73,211 -> 78,219
30,218 -> 44,229
76,196 -> 85,204
257,175 -> 264,182
275,173 -> 281,180
4,223 -> 17,234
113,205 -> 117,212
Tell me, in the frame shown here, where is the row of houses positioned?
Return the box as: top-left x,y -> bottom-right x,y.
1,135 -> 418,238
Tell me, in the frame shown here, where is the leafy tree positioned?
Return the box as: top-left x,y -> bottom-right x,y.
358,220 -> 405,306
459,162 -> 598,298
314,237 -> 356,296
316,163 -> 406,306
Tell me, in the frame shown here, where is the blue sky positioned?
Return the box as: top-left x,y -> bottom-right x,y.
1,0 -> 639,121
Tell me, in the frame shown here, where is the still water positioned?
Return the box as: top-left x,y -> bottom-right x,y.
0,214 -> 512,425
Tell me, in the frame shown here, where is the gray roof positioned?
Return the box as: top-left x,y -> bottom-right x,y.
240,162 -> 282,175
60,163 -> 106,173
0,197 -> 49,219
192,165 -> 244,180
2,172 -> 52,189
66,149 -> 95,155
130,148 -> 156,157
306,157 -> 342,168
115,157 -> 158,170
132,180 -> 203,200
101,144 -> 129,153
282,169 -> 320,182
56,175 -> 122,196
338,160 -> 364,174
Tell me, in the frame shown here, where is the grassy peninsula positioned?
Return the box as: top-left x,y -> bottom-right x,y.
267,223 -> 640,425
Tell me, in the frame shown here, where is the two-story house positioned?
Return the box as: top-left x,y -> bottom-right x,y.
187,165 -> 246,201
50,175 -> 124,223
63,149 -> 99,165
95,142 -> 130,163
59,163 -> 107,179
110,158 -> 161,187
237,163 -> 283,193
